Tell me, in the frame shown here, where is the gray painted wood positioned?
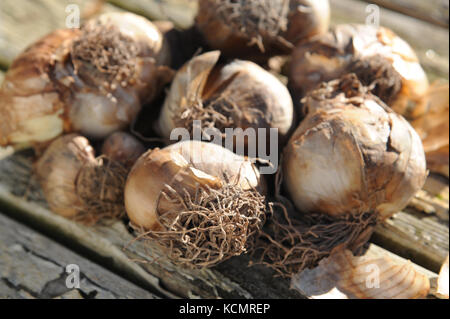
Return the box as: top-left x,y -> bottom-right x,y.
0,213 -> 158,299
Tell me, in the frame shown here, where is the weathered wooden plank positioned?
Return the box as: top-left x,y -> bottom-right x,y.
0,151 -> 302,299
357,0 -> 449,28
0,0 -> 120,69
329,0 -> 449,81
0,213 -> 158,299
107,0 -> 197,29
373,210 -> 449,273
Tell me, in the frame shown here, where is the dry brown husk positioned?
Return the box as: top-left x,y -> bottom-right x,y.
35,134 -> 128,225
291,249 -> 430,299
285,74 -> 427,220
125,140 -> 267,268
290,24 -> 429,119
412,83 -> 449,177
195,0 -> 330,62
156,51 -> 294,148
436,255 -> 449,299
0,12 -> 173,148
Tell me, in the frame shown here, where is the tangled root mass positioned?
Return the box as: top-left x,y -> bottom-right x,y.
133,183 -> 267,268
74,157 -> 128,225
252,203 -> 378,277
71,23 -> 139,87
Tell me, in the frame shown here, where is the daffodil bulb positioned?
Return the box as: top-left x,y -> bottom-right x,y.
283,75 -> 427,220
35,134 -> 128,224
290,24 -> 429,119
196,0 -> 330,62
0,12 -> 173,148
124,140 -> 267,267
156,51 -> 294,148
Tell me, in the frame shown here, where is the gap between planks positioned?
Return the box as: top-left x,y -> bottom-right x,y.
0,212 -> 159,299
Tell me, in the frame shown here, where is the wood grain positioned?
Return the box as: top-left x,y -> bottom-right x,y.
373,210 -> 449,273
358,0 -> 449,28
0,213 -> 158,299
107,0 -> 197,29
0,0 -> 120,69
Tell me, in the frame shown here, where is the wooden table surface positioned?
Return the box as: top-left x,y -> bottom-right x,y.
0,0 -> 448,299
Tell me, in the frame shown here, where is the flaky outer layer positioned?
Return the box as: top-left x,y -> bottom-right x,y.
157,51 -> 294,144
292,249 -> 430,299
195,0 -> 329,61
283,77 -> 427,220
124,140 -> 263,230
0,12 -> 172,147
35,134 -> 96,218
0,29 -> 79,147
290,24 -> 429,118
156,51 -> 221,138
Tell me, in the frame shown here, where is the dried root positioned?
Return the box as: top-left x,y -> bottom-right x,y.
71,23 -> 139,88
174,96 -> 237,140
132,183 -> 267,268
251,204 -> 378,278
72,157 -> 128,225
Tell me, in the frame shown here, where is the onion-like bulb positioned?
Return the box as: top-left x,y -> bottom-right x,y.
290,24 -> 429,119
101,132 -> 146,170
156,51 -> 294,147
283,75 -> 427,220
124,140 -> 267,267
0,12 -> 173,148
35,134 -> 128,224
196,0 -> 330,62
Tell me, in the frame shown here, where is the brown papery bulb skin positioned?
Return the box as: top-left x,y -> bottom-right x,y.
0,12 -> 172,148
156,51 -> 294,147
35,134 -> 127,223
35,134 -> 97,218
283,75 -> 427,221
125,140 -> 263,230
195,0 -> 330,62
125,140 -> 266,267
101,132 -> 146,170
290,24 -> 429,119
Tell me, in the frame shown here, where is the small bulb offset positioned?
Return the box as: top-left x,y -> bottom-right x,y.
156,51 -> 294,148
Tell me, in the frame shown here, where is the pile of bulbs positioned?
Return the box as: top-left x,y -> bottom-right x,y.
0,0 -> 436,275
